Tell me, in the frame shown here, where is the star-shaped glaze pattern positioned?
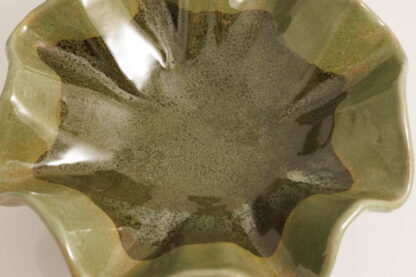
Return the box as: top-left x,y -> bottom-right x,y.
33,0 -> 352,260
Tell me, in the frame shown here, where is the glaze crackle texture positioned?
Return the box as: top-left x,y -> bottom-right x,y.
0,0 -> 410,277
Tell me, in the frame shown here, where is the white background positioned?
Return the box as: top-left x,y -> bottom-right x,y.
0,1 -> 415,276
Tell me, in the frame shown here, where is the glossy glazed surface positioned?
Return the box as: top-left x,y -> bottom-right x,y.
0,0 -> 410,276
35,4 -> 353,260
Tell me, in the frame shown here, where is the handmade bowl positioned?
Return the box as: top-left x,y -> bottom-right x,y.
0,0 -> 411,276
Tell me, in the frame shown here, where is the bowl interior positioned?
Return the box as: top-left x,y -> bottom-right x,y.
0,0 -> 410,276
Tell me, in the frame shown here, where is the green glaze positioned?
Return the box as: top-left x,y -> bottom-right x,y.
34,5 -> 352,260
0,0 -> 410,276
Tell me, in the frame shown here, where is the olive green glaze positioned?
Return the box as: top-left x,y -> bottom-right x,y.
34,4 -> 352,260
0,0 -> 410,277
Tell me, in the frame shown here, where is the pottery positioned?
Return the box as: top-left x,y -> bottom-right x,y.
0,0 -> 411,276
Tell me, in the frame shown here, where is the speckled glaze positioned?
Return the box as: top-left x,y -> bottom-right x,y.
0,0 -> 411,277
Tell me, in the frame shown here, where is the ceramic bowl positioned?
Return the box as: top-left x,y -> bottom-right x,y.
0,0 -> 411,276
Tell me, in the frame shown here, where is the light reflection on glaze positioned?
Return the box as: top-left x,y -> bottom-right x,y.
79,0 -> 166,90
